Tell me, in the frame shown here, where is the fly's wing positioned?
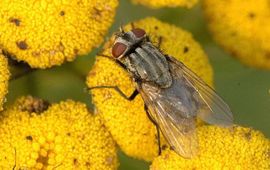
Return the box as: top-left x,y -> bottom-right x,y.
167,56 -> 233,126
138,55 -> 233,158
139,80 -> 199,158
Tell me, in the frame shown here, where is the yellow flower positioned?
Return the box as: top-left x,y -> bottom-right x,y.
0,96 -> 118,169
86,17 -> 213,161
131,0 -> 198,9
0,0 -> 118,68
203,0 -> 270,69
151,125 -> 270,170
0,51 -> 10,111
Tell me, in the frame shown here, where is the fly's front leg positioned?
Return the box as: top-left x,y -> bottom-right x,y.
97,53 -> 127,69
144,105 -> 162,155
157,36 -> 163,49
89,85 -> 139,101
130,22 -> 135,29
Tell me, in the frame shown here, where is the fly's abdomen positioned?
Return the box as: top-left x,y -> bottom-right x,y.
127,42 -> 172,88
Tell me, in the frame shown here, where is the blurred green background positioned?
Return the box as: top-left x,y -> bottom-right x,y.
6,1 -> 270,169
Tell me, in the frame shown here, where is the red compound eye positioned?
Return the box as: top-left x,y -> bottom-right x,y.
132,28 -> 146,38
112,42 -> 127,58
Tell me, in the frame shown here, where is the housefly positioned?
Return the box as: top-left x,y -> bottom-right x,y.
91,27 -> 233,158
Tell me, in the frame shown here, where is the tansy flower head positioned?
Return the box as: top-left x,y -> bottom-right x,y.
0,96 -> 118,169
203,0 -> 270,69
131,0 -> 198,9
87,17 -> 213,161
151,125 -> 270,170
0,51 -> 10,111
0,0 -> 118,68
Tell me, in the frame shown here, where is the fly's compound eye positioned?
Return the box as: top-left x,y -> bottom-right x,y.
131,28 -> 146,38
112,42 -> 127,58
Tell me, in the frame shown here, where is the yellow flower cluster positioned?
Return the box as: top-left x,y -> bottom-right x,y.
0,52 -> 9,111
0,96 -> 118,169
0,0 -> 118,68
87,17 -> 213,161
203,0 -> 270,69
151,125 -> 270,170
131,0 -> 198,9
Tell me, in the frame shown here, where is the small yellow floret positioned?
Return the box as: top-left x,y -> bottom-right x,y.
0,96 -> 118,169
132,0 -> 198,9
0,52 -> 10,111
87,17 -> 213,161
151,125 -> 270,170
0,0 -> 118,68
203,0 -> 270,69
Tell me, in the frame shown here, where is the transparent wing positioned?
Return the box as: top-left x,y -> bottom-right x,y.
139,79 -> 199,158
138,56 -> 233,158
167,56 -> 233,126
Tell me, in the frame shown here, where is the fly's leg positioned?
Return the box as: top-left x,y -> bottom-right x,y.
144,105 -> 162,155
157,36 -> 163,49
89,86 -> 139,101
130,22 -> 135,29
12,148 -> 16,170
97,53 -> 127,69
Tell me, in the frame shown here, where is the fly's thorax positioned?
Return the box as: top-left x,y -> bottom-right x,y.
123,42 -> 172,88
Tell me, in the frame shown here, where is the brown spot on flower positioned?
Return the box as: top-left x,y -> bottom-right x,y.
183,46 -> 189,53
18,96 -> 50,114
73,158 -> 78,165
16,41 -> 28,50
248,12 -> 256,19
162,144 -> 167,150
85,161 -> 91,166
32,51 -> 40,57
60,11 -> 65,16
244,130 -> 252,141
9,18 -> 20,26
74,49 -> 79,56
92,7 -> 102,20
106,156 -> 113,165
37,154 -> 49,166
26,135 -> 33,141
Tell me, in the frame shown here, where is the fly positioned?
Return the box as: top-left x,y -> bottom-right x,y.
90,26 -> 233,158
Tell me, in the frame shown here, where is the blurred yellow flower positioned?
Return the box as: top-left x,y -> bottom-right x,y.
87,17 -> 213,161
131,0 -> 198,9
151,125 -> 270,170
0,0 -> 118,68
0,51 -> 9,111
0,96 -> 118,169
203,0 -> 270,69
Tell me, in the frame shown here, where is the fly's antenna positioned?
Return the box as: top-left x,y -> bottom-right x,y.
114,22 -> 125,38
119,22 -> 125,33
119,24 -> 125,34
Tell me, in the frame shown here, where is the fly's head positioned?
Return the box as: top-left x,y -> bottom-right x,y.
112,28 -> 146,60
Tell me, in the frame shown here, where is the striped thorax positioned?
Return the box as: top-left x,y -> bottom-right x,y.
112,28 -> 172,88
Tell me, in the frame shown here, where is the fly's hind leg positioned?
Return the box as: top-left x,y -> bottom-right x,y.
89,86 -> 139,101
12,148 -> 16,170
144,105 -> 162,155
